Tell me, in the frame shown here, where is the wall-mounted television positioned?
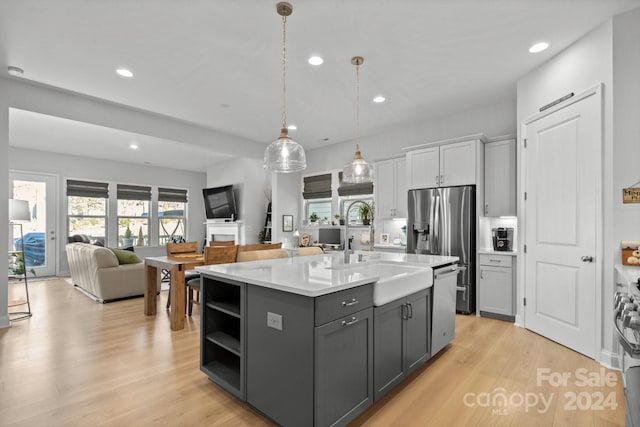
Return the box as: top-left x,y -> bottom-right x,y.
203,185 -> 238,221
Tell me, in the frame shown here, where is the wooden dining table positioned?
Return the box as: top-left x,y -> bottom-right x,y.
144,253 -> 204,331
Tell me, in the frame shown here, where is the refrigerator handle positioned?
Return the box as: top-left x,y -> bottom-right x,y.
434,192 -> 440,253
429,192 -> 436,252
460,187 -> 467,262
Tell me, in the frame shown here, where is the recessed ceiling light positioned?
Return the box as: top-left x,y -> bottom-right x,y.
373,96 -> 386,103
308,56 -> 323,66
529,42 -> 549,53
129,143 -> 139,150
287,124 -> 297,130
116,68 -> 134,78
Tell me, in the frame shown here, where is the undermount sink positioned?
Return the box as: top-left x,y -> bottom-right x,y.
329,261 -> 433,306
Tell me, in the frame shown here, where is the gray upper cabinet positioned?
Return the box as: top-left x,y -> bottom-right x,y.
373,288 -> 431,401
484,139 -> 516,217
374,157 -> 407,218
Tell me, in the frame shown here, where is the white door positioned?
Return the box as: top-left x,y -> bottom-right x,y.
9,172 -> 58,277
523,88 -> 600,359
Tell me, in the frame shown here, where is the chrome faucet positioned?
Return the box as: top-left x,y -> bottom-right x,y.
344,200 -> 373,264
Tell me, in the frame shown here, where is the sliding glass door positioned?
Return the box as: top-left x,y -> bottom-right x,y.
9,172 -> 57,277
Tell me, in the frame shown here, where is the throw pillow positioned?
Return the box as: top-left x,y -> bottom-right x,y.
110,248 -> 142,264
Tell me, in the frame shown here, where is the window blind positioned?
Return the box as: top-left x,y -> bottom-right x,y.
337,172 -> 373,196
66,180 -> 109,198
303,174 -> 332,199
117,184 -> 152,200
158,187 -> 188,203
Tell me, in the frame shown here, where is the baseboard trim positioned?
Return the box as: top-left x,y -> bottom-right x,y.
600,349 -> 620,370
0,315 -> 10,329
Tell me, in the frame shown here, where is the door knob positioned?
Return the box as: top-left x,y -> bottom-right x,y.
581,255 -> 594,263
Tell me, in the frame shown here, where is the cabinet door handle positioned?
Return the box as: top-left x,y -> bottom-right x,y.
440,175 -> 444,184
436,175 -> 440,185
341,316 -> 359,327
489,259 -> 502,263
341,298 -> 359,307
407,302 -> 413,319
401,303 -> 408,320
480,270 -> 484,279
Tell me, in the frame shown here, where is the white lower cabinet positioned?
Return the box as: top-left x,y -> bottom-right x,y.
478,254 -> 515,321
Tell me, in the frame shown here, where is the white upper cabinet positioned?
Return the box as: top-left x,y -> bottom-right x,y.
406,139 -> 478,189
375,157 -> 407,218
406,147 -> 439,189
484,139 -> 516,217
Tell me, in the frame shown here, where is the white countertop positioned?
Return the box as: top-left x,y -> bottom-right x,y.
196,251 -> 459,297
616,264 -> 640,288
478,249 -> 518,256
373,244 -> 406,250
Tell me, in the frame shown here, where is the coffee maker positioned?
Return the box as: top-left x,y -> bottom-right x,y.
492,227 -> 514,251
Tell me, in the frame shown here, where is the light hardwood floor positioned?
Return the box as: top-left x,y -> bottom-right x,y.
1,278 -> 625,427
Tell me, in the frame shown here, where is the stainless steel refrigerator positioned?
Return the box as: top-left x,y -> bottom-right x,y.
407,186 -> 476,314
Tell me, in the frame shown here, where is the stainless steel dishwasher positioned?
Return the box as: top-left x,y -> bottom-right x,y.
431,263 -> 461,356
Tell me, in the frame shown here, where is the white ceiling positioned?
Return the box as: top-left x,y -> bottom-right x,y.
2,0 -> 640,172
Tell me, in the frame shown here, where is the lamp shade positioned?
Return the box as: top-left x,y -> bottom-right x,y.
9,199 -> 30,223
342,145 -> 374,183
264,128 -> 307,173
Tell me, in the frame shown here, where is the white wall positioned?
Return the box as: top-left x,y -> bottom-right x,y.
272,172 -> 302,247
516,10 -> 640,365
305,100 -> 517,173
612,8 -> 640,260
205,158 -> 267,244
0,87 -> 9,328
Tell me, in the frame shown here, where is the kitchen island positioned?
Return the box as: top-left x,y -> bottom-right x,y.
196,251 -> 458,427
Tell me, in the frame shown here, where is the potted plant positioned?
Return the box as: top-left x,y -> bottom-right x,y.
137,226 -> 145,246
8,251 -> 36,278
309,212 -> 319,223
122,225 -> 134,247
336,214 -> 346,226
359,204 -> 371,225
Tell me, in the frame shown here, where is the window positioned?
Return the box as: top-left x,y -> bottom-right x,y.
341,196 -> 374,224
158,187 -> 187,245
303,173 -> 333,222
117,184 -> 151,247
306,199 -> 332,223
67,180 -> 108,245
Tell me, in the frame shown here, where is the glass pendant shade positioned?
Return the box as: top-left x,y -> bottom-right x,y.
342,144 -> 373,183
264,128 -> 307,173
263,2 -> 307,173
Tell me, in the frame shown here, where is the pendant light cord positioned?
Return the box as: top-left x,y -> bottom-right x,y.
355,59 -> 360,149
281,15 -> 288,130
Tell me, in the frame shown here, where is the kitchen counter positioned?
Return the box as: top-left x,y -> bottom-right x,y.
196,250 -> 458,297
197,251 -> 459,426
478,249 -> 518,256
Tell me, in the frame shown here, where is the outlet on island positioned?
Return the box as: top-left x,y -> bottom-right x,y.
267,311 -> 283,331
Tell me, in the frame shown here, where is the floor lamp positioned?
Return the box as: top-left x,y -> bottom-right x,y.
8,199 -> 32,321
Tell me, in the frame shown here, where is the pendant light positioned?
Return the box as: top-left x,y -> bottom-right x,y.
342,56 -> 373,183
263,2 -> 307,173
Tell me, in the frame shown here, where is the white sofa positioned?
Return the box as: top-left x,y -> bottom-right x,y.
66,243 -> 147,302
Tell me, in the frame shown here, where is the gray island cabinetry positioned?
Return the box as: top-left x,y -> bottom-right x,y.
201,276 -> 375,427
197,251 -> 458,427
200,277 -> 245,400
373,288 -> 431,401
